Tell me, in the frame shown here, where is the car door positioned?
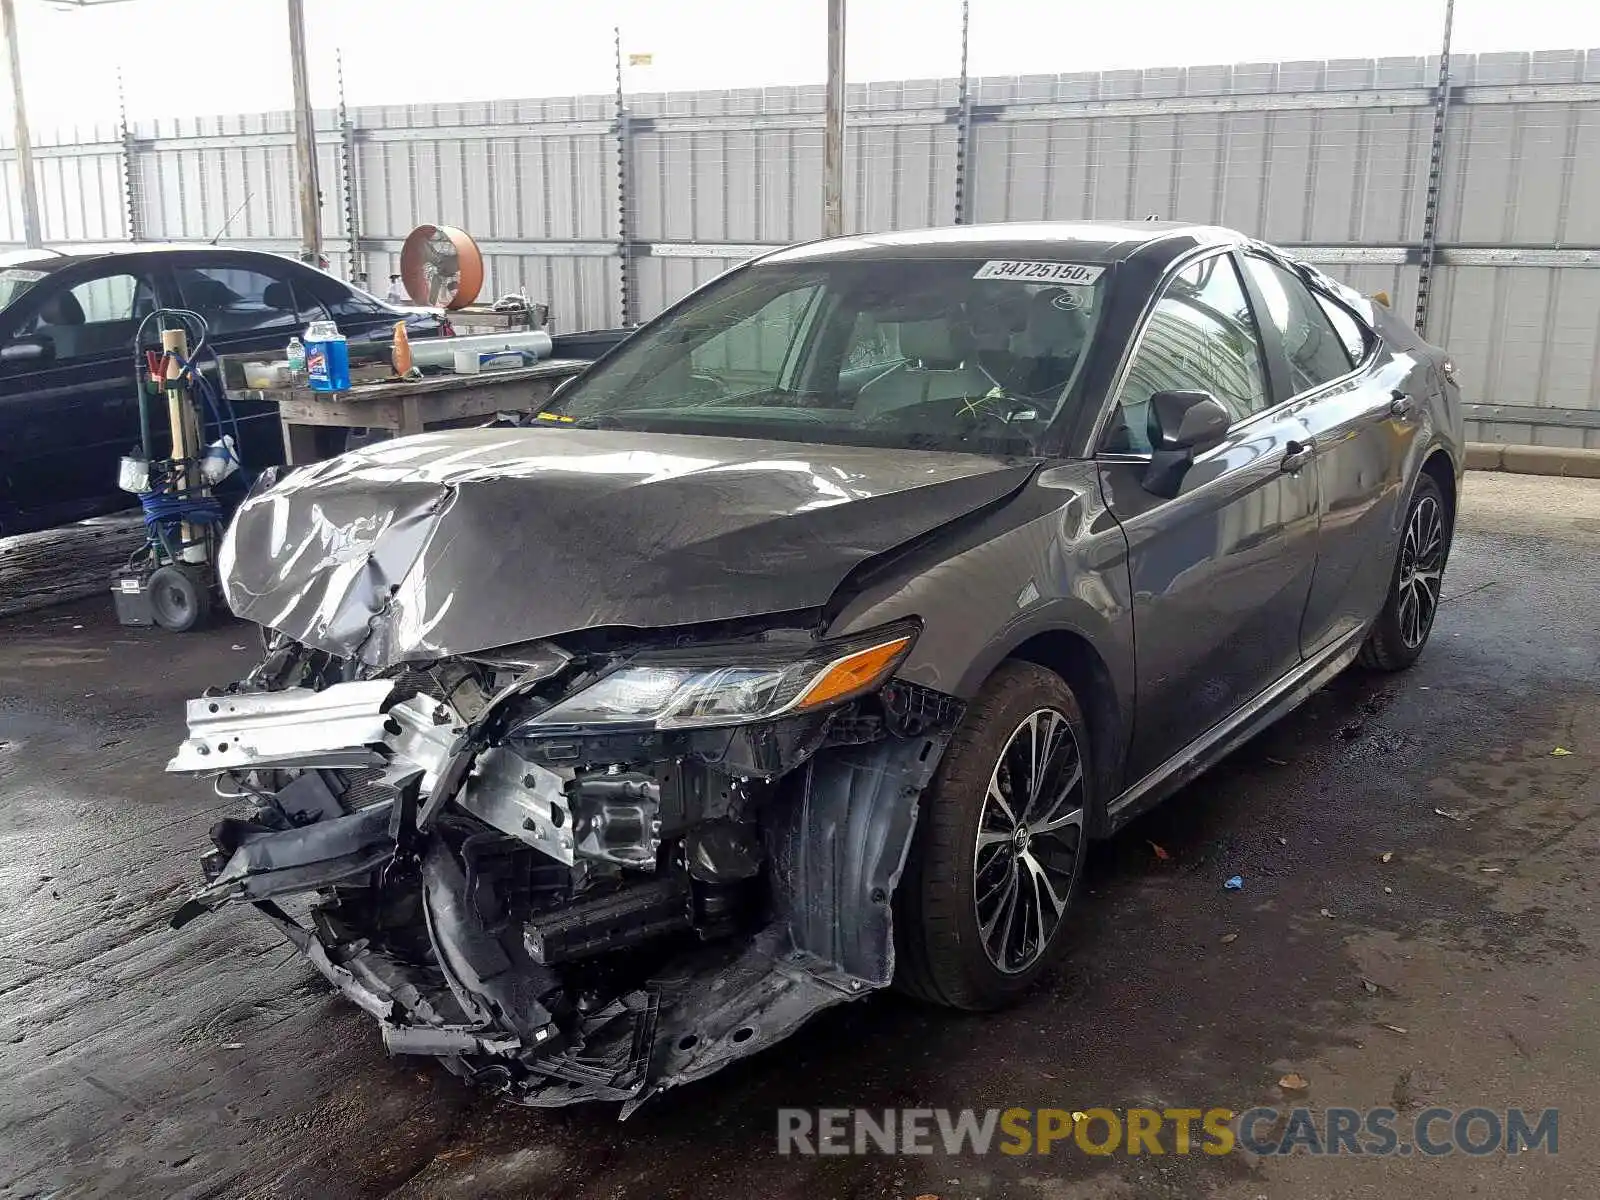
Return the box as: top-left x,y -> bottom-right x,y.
1238,253 -> 1422,657
0,262 -> 164,529
1095,249 -> 1320,784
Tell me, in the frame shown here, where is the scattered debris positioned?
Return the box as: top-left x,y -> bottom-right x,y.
1225,875 -> 1244,890
1279,1072 -> 1309,1091
1380,850 -> 1394,863
1221,932 -> 1239,944
1071,1111 -> 1088,1124
1381,1024 -> 1408,1035
1361,978 -> 1380,994
1319,907 -> 1334,918
1149,841 -> 1171,861
72,624 -> 83,630
230,644 -> 248,652
1383,886 -> 1393,894
1433,806 -> 1466,821
1265,756 -> 1288,767
1278,836 -> 1288,846
1480,867 -> 1504,874
220,1043 -> 244,1050
1551,747 -> 1573,757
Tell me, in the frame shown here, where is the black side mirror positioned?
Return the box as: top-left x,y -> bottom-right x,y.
1142,389 -> 1230,497
0,336 -> 53,365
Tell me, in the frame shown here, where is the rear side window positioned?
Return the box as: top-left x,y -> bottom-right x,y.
1315,294 -> 1371,365
1242,256 -> 1354,394
175,264 -> 309,335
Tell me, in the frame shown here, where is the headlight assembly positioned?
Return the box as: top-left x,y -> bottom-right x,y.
522,625 -> 917,732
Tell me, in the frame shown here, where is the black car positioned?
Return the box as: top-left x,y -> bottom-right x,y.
168,221 -> 1463,1110
0,244 -> 448,536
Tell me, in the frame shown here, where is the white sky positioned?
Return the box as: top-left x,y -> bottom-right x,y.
6,0 -> 1600,132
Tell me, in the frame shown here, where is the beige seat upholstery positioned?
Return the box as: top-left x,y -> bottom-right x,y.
854,319 -> 992,420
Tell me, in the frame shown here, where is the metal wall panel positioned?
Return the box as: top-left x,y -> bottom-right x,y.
4,51 -> 1600,436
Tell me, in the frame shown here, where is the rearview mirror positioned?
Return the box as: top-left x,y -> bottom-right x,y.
1142,390 -> 1230,497
0,336 -> 53,365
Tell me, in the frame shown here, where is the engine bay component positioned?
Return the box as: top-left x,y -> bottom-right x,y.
166,631 -> 964,1112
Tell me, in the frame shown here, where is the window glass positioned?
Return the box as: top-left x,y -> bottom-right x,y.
551,258 -> 1106,455
15,271 -> 158,360
1315,294 -> 1370,365
685,285 -> 820,397
1242,256 -> 1355,394
1106,254 -> 1269,453
175,264 -> 302,335
842,313 -> 902,373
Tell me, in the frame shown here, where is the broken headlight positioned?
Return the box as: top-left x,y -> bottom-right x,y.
523,625 -> 917,732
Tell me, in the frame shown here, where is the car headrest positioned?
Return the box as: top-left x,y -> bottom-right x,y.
263,281 -> 296,311
1018,287 -> 1088,358
899,319 -> 972,370
38,290 -> 85,326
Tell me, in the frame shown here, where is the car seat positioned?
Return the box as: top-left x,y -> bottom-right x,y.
854,319 -> 991,420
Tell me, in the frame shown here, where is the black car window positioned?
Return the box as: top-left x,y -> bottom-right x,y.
1106,254 -> 1270,453
175,264 -> 303,336
1314,293 -> 1372,366
1242,255 -> 1355,394
12,271 -> 158,361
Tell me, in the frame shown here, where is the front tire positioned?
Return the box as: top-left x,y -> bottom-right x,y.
1358,473 -> 1450,671
894,662 -> 1092,1011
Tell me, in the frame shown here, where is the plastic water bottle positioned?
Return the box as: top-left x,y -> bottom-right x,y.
286,336 -> 306,379
304,320 -> 350,393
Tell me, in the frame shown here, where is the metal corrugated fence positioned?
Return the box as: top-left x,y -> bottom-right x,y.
2,49 -> 1598,446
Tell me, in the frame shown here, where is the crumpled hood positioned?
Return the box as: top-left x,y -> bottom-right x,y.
219,427 -> 1035,666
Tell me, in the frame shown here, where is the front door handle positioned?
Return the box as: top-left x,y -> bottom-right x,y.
1281,439 -> 1315,473
1389,390 -> 1415,419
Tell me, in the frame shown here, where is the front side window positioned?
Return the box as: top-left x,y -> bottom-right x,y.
13,270 -> 158,360
1242,255 -> 1355,394
1105,254 -> 1269,453
549,258 -> 1107,455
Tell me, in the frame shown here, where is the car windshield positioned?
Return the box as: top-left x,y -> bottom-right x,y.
0,268 -> 47,312
547,257 -> 1107,455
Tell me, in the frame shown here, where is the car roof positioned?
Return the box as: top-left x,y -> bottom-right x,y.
759,220 -> 1244,268
0,242 -> 301,273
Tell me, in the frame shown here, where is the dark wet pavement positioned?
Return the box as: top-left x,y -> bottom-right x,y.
1,473 -> 1596,1200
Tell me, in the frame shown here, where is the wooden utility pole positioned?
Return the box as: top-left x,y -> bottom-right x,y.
287,0 -> 322,263
822,0 -> 846,238
1,0 -> 42,248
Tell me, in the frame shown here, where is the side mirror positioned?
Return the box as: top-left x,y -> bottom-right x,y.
0,336 -> 53,365
1142,389 -> 1230,497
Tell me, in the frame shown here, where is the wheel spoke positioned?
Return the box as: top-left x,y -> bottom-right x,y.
1021,849 -> 1068,917
972,705 -> 1086,975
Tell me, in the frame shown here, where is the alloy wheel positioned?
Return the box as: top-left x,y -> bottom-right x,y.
1397,494 -> 1445,649
973,708 -> 1086,974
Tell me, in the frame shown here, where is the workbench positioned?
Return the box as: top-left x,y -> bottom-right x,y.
235,358 -> 589,465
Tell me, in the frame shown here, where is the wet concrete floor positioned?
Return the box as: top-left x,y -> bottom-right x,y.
0,472 -> 1596,1199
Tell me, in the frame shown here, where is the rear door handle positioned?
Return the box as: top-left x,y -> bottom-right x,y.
1281,440 -> 1315,473
1389,390 -> 1415,419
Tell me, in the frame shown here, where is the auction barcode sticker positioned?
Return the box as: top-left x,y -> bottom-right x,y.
973,260 -> 1105,285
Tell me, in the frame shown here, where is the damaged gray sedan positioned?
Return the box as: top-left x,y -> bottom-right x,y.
169,222 -> 1463,1110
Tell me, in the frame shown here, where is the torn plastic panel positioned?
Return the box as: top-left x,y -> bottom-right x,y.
167,638 -> 962,1112
216,426 -> 1034,669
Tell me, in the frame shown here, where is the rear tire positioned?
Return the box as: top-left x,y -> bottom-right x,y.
1358,473 -> 1449,671
894,661 -> 1092,1011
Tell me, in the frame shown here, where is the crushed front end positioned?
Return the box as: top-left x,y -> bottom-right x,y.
168,623 -> 961,1112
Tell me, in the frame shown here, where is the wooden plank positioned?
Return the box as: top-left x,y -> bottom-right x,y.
0,513 -> 146,619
